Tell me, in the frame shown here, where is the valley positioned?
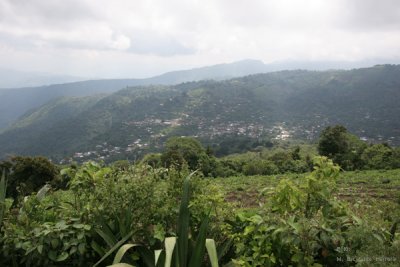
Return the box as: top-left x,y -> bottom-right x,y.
1,65 -> 399,163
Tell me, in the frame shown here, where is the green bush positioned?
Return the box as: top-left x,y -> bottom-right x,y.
230,157 -> 394,266
3,156 -> 59,201
242,160 -> 278,176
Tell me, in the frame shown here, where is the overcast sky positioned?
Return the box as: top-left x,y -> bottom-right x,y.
1,0 -> 400,78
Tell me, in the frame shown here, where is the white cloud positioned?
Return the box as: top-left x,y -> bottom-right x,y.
0,0 -> 399,78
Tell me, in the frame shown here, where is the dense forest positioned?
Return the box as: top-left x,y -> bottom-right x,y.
1,126 -> 399,266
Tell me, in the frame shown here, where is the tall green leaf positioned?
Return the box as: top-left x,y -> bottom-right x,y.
217,239 -> 232,262
164,237 -> 176,267
137,246 -> 156,267
95,226 -> 119,248
177,171 -> 196,267
108,263 -> 134,267
113,244 -> 139,264
93,230 -> 135,267
206,239 -> 219,267
154,250 -> 162,266
188,216 -> 209,267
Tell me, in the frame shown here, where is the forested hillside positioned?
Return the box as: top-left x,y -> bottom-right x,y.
0,60 -> 267,130
0,65 -> 399,161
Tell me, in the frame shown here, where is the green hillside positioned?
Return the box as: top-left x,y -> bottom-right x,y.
0,65 -> 399,161
0,59 -> 268,130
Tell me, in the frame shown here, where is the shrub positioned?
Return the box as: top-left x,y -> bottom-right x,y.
230,157 -> 393,266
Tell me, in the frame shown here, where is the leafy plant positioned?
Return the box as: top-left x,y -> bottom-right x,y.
1,183 -> 97,266
95,171 -> 220,267
231,157 -> 368,266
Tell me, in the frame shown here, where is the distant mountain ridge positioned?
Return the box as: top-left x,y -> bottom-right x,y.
0,59 -> 268,130
2,58 -> 395,131
0,64 -> 399,161
0,68 -> 84,89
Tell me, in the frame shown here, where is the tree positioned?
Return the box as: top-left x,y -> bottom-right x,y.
141,153 -> 162,168
318,125 -> 366,170
161,137 -> 216,176
318,125 -> 349,158
361,144 -> 393,169
3,156 -> 59,199
391,147 -> 400,169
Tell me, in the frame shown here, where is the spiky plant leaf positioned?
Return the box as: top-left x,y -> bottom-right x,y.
206,239 -> 219,267
154,250 -> 162,266
164,237 -> 176,267
96,228 -> 118,249
93,230 -> 135,267
113,244 -> 139,264
188,215 -> 210,267
107,263 -> 134,267
137,246 -> 155,267
177,171 -> 196,267
36,184 -> 50,201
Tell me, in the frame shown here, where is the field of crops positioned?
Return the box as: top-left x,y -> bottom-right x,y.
217,169 -> 400,200
216,169 -> 400,225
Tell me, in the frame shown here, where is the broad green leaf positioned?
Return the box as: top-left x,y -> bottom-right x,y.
73,223 -> 85,229
56,252 -> 69,262
77,232 -> 85,240
51,239 -> 60,249
48,250 -> 57,261
78,243 -> 86,254
37,245 -> 43,254
153,224 -> 166,242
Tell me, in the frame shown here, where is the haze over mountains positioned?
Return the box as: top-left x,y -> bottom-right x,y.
0,68 -> 85,89
0,63 -> 399,162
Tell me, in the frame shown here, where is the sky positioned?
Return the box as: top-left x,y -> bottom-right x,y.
1,0 -> 400,79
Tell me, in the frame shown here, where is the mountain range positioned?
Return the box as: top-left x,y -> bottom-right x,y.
1,59 -> 392,131
0,68 -> 84,89
0,59 -> 270,130
0,64 -> 399,162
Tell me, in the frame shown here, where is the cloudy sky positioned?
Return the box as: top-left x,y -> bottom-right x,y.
1,0 -> 400,78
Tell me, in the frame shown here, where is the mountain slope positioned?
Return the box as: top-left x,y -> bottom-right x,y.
0,65 -> 399,161
0,60 -> 267,130
0,95 -> 104,158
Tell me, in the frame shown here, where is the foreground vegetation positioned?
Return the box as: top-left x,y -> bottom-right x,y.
1,126 -> 400,266
0,157 -> 399,266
